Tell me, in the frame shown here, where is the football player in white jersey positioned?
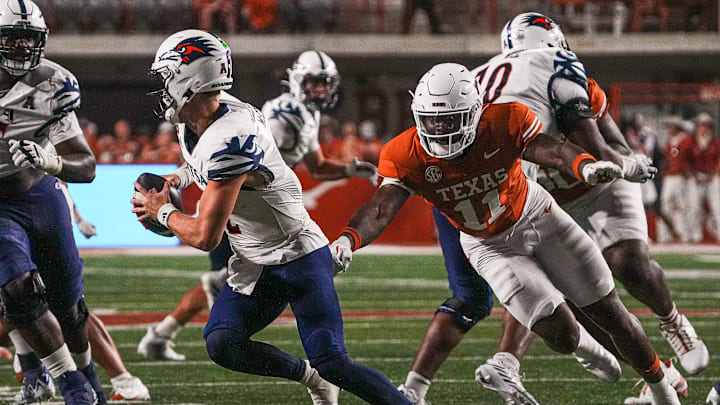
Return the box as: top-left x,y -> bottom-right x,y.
137,50 -> 378,362
132,29 -> 413,405
0,0 -> 107,403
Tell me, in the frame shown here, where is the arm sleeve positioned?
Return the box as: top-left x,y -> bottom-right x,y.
587,78 -> 609,120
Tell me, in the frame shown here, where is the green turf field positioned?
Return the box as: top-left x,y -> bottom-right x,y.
1,253 -> 717,404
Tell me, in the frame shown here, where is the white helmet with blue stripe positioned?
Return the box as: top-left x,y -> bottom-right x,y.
287,50 -> 340,112
501,12 -> 568,56
0,0 -> 48,76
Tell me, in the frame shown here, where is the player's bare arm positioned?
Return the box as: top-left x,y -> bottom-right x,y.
52,135 -> 96,182
522,132 -> 621,185
597,113 -> 633,155
562,116 -> 625,165
133,173 -> 247,251
303,148 -> 352,180
343,183 -> 410,249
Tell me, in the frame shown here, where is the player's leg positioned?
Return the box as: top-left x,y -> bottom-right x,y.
288,247 -> 412,405
32,176 -> 107,404
203,263 -> 315,387
566,180 -> 708,375
1,177 -> 96,404
86,313 -> 150,401
139,235 -> 231,361
400,208 -> 494,404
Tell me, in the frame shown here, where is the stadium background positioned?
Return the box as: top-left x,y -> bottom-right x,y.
11,0 -> 719,404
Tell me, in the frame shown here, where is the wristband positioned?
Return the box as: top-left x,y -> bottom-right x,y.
341,227 -> 362,251
572,153 -> 597,181
157,203 -> 179,227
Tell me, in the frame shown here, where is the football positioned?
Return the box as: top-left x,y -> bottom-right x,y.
133,172 -> 184,237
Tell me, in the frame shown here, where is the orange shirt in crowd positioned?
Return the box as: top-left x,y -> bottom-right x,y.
665,132 -> 695,176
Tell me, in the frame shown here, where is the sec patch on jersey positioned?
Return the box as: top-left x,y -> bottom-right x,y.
133,173 -> 184,237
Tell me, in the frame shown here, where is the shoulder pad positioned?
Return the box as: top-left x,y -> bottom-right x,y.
551,50 -> 587,90
263,94 -> 306,131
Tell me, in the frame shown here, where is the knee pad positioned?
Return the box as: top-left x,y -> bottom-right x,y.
54,297 -> 89,337
0,272 -> 48,325
205,329 -> 248,367
436,297 -> 492,331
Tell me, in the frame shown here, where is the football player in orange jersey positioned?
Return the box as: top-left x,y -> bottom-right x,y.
330,63 -> 682,405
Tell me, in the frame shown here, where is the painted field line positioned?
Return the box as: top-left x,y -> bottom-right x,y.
94,307 -> 720,328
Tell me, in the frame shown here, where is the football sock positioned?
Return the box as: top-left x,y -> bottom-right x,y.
110,372 -> 132,385
314,353 -> 412,405
658,304 -> 679,326
71,345 -> 92,369
404,371 -> 431,399
8,330 -> 42,371
493,352 -> 521,371
156,315 -> 183,339
634,353 -> 663,383
41,344 -> 77,379
205,329 -> 306,381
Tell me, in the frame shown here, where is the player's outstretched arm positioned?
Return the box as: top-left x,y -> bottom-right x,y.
133,174 -> 246,251
9,135 -> 95,182
598,114 -> 632,155
330,184 -> 410,273
303,149 -> 378,184
563,116 -> 624,165
523,133 -> 622,185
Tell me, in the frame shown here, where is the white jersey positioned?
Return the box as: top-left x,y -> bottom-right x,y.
177,91 -> 327,294
261,92 -> 321,168
0,59 -> 83,178
472,48 -> 589,183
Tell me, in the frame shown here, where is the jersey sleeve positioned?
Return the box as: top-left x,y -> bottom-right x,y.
505,103 -> 543,150
50,71 -> 81,117
378,140 -> 401,179
262,96 -> 307,148
548,50 -> 589,106
47,111 -> 83,145
587,78 -> 609,120
207,133 -> 274,182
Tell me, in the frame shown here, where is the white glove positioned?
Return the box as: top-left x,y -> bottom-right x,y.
329,235 -> 353,275
346,157 -> 378,186
76,218 -> 97,238
621,154 -> 657,183
581,160 -> 623,185
8,139 -> 63,176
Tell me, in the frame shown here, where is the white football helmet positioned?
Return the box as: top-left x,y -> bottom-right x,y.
287,50 -> 340,112
411,63 -> 482,159
0,0 -> 48,76
149,29 -> 233,123
501,12 -> 568,56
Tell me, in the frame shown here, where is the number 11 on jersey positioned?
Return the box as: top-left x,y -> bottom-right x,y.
453,189 -> 507,231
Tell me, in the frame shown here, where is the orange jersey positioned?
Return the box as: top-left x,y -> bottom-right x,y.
540,77 -> 607,205
379,102 -> 542,237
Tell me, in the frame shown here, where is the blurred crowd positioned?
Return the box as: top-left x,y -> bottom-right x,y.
33,0 -> 718,35
623,112 -> 720,243
81,115 -> 384,167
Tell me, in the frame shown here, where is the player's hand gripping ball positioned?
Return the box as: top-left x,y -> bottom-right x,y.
132,173 -> 183,237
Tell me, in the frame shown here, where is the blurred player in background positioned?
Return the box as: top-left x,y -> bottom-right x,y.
0,0 -> 108,403
137,49 -> 378,362
133,29 -> 411,405
331,62 -> 681,405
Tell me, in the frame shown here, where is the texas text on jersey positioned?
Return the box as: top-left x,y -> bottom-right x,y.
378,102 -> 542,237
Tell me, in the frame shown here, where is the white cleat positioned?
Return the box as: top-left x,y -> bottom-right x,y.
109,375 -> 150,401
137,326 -> 186,361
572,343 -> 622,383
660,314 -> 709,375
707,382 -> 720,405
475,359 -> 539,405
200,268 -> 228,310
624,359 -> 688,405
302,360 -> 340,405
398,384 -> 432,405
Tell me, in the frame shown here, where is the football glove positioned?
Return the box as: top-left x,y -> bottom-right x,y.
581,160 -> 623,185
329,235 -> 353,275
8,139 -> 63,176
76,218 -> 97,239
346,157 -> 378,186
621,154 -> 657,183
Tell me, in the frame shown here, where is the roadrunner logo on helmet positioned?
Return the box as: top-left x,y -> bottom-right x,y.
148,29 -> 233,123
411,63 -> 482,159
286,50 -> 340,112
0,0 -> 48,76
501,12 -> 569,56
